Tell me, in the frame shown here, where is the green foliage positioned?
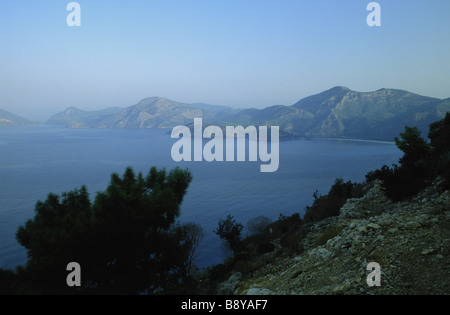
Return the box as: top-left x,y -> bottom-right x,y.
12,166 -> 196,295
304,179 -> 364,223
395,126 -> 431,169
429,113 -> 450,189
233,260 -> 253,275
200,263 -> 229,292
272,213 -> 302,236
256,242 -> 275,254
366,163 -> 428,201
367,126 -> 432,201
280,231 -> 303,255
246,216 -> 272,237
170,222 -> 204,279
316,226 -> 343,247
15,186 -> 92,294
215,215 -> 244,254
367,115 -> 450,200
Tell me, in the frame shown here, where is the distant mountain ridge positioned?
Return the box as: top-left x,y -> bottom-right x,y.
218,87 -> 450,141
47,106 -> 123,128
48,98 -> 237,129
46,87 -> 450,141
0,109 -> 34,127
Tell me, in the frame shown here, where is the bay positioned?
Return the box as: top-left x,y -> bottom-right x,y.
0,126 -> 402,269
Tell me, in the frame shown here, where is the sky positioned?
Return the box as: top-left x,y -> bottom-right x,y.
1,0 -> 450,122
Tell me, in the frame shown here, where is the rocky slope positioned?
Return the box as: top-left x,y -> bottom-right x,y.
224,180 -> 450,295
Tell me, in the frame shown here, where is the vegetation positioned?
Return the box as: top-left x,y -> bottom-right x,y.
367,113 -> 450,201
303,179 -> 365,223
246,216 -> 272,237
214,215 -> 244,255
316,226 -> 343,247
1,166 -> 202,295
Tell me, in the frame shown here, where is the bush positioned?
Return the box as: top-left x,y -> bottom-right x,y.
316,226 -> 343,247
215,215 -> 244,254
246,216 -> 272,237
280,231 -> 303,255
366,164 -> 428,201
429,113 -> 450,189
304,179 -> 364,223
256,242 -> 275,254
271,213 -> 302,236
367,126 -> 433,201
13,166 -> 196,295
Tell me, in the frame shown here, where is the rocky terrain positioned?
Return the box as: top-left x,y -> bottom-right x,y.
220,179 -> 450,295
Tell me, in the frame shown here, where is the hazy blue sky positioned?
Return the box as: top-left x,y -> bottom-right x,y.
1,0 -> 450,122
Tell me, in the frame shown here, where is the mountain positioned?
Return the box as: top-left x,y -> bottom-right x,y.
293,87 -> 444,140
46,88 -> 450,141
220,87 -> 449,141
48,98 -> 236,129
47,106 -> 123,128
0,109 -> 34,127
102,98 -> 204,128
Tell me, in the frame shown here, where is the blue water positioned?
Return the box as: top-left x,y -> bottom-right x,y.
0,126 -> 402,270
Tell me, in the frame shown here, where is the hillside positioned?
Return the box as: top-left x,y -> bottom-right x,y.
227,179 -> 450,295
0,109 -> 34,127
222,87 -> 449,141
210,114 -> 450,295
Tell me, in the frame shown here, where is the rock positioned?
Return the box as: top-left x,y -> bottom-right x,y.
332,283 -> 352,294
316,248 -> 332,260
358,226 -> 368,234
404,222 -> 422,230
217,272 -> 242,295
232,179 -> 450,296
429,218 -> 440,224
421,249 -> 436,255
367,223 -> 381,230
246,288 -> 274,295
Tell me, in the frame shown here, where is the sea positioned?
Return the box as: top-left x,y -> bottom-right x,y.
0,126 -> 402,270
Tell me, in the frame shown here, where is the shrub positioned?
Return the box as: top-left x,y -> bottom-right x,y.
429,113 -> 450,189
271,213 -> 302,236
304,179 -> 364,223
13,166 -> 195,295
316,226 -> 343,247
256,242 -> 275,254
366,164 -> 428,201
246,216 -> 272,237
215,215 -> 244,254
366,126 -> 434,201
280,231 -> 303,255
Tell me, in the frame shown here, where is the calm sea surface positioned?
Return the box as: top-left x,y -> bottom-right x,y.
0,126 -> 402,269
